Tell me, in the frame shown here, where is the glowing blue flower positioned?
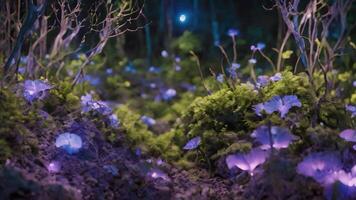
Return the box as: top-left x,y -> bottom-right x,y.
147,168 -> 170,181
248,58 -> 257,64
269,73 -> 282,82
231,62 -> 241,70
297,152 -> 342,185
106,68 -> 113,75
161,50 -> 168,58
323,168 -> 356,199
80,94 -> 112,115
226,148 -> 268,176
23,80 -> 52,102
346,105 -> 356,118
256,75 -> 270,88
175,57 -> 181,63
254,95 -> 302,118
156,158 -> 164,166
55,132 -> 83,154
216,73 -> 224,83
183,136 -> 201,150
141,115 -> 156,127
250,43 -> 266,51
179,14 -> 187,23
108,114 -> 120,128
47,161 -> 61,173
227,28 -> 240,37
339,129 -> 356,143
162,88 -> 177,101
135,148 -> 142,156
253,103 -> 264,116
175,64 -> 182,71
251,126 -> 299,150
18,67 -> 26,74
227,63 -> 240,79
149,83 -> 157,89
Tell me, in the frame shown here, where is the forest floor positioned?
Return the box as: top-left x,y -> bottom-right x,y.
1,117 -> 242,200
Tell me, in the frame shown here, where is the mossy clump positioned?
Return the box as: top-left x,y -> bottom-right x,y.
115,105 -> 156,152
44,81 -> 81,114
0,88 -> 36,164
170,84 -> 258,163
114,105 -> 182,159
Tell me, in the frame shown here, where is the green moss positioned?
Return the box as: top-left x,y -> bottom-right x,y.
0,139 -> 11,164
0,88 -> 37,163
115,105 -> 155,150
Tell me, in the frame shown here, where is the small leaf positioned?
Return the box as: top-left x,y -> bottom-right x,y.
282,50 -> 293,59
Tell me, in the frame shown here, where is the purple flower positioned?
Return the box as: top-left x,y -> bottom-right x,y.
254,95 -> 302,118
162,88 -> 177,101
175,57 -> 181,63
183,136 -> 201,150
231,62 -> 241,70
55,132 -> 83,155
226,148 -> 268,175
257,75 -> 270,88
269,73 -> 282,82
108,114 -> 120,128
346,105 -> 356,118
147,168 -> 170,181
47,161 -> 61,173
106,68 -> 113,75
353,81 -> 356,87
141,115 -> 156,127
227,28 -> 240,37
148,66 -> 161,73
18,67 -> 26,74
175,64 -> 182,71
80,94 -> 112,115
216,73 -> 224,83
227,63 -> 240,79
149,83 -> 157,89
250,43 -> 266,51
251,126 -> 299,150
23,80 -> 52,102
324,170 -> 356,200
253,103 -> 264,116
161,50 -> 168,58
297,152 -> 342,185
339,129 -> 356,142
135,148 -> 142,156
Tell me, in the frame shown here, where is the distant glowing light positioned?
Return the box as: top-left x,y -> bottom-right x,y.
179,14 -> 187,23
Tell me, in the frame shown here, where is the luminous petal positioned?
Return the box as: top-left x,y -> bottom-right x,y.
339,129 -> 356,142
55,133 -> 83,154
226,148 -> 268,174
183,136 -> 201,150
251,125 -> 298,150
297,152 -> 342,185
147,168 -> 170,181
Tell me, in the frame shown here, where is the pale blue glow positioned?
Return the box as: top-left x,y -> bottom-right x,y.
179,14 -> 186,23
